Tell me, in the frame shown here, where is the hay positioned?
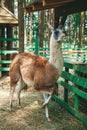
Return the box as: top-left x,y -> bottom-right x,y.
0,76 -> 86,130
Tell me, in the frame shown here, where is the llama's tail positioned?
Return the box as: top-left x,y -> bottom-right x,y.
10,53 -> 18,60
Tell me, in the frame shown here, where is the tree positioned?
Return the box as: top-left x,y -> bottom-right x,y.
29,12 -> 33,44
38,11 -> 45,48
79,12 -> 85,47
5,0 -> 14,59
18,0 -> 24,53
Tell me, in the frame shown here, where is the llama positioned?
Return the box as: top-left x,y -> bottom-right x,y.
9,23 -> 65,121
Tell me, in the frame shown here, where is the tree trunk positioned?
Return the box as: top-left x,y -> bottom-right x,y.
38,11 -> 45,48
46,9 -> 54,47
79,12 -> 85,47
5,0 -> 14,59
18,0 -> 24,53
30,12 -> 33,44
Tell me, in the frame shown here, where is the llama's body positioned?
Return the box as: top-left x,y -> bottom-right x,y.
10,52 -> 59,93
9,23 -> 65,121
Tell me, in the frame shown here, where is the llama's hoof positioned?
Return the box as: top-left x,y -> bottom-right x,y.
48,118 -> 52,122
8,108 -> 14,112
17,105 -> 22,109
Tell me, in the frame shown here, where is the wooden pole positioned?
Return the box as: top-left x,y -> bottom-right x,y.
18,0 -> 24,53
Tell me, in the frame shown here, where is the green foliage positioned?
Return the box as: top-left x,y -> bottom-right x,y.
72,13 -> 81,27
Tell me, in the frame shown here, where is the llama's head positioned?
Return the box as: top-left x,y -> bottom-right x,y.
48,23 -> 66,44
51,28 -> 66,43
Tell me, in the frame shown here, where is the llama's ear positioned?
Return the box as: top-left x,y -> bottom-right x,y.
58,16 -> 67,29
58,17 -> 63,29
47,22 -> 54,31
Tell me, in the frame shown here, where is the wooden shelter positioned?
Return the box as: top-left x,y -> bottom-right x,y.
26,0 -> 87,15
0,3 -> 18,76
25,0 -> 87,28
0,4 -> 18,25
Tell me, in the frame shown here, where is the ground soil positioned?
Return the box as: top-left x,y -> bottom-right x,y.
0,76 -> 87,130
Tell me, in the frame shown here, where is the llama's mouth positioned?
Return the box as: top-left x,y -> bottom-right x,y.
57,40 -> 61,43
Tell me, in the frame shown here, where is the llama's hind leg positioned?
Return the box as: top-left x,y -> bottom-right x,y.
16,85 -> 21,108
9,84 -> 16,111
16,77 -> 26,108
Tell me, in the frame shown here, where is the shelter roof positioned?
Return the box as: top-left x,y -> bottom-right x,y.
25,0 -> 87,15
0,4 -> 18,25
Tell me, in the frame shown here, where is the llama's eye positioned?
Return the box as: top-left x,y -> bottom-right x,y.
54,31 -> 59,40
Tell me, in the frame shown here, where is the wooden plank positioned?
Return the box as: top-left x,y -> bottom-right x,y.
0,50 -> 18,54
74,94 -> 79,110
27,0 -> 75,9
0,60 -> 11,64
0,38 -> 18,41
26,3 -> 65,12
64,62 -> 73,69
64,67 -> 69,103
64,62 -> 87,73
0,67 -> 10,71
52,95 -> 87,125
57,80 -> 87,100
44,0 -> 76,6
61,71 -> 87,88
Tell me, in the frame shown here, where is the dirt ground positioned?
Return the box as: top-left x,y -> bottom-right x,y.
0,76 -> 87,130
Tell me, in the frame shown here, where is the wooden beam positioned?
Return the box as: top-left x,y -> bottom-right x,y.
45,0 -> 76,6
25,0 -> 87,16
26,0 -> 75,11
26,2 -> 65,12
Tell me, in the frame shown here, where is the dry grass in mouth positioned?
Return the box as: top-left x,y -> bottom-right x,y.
0,76 -> 86,130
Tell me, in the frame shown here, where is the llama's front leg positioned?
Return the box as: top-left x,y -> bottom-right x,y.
43,94 -> 51,122
43,94 -> 52,108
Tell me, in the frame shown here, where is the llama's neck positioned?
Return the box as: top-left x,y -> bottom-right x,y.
49,42 -> 64,75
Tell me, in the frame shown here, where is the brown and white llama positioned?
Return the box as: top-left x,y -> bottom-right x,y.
9,23 -> 65,121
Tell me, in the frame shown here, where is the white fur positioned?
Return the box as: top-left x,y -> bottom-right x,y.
44,26 -> 64,120
49,30 -> 64,75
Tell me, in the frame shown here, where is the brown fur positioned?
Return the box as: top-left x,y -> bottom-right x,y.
10,53 -> 18,60
9,24 -> 65,121
9,52 -> 59,92
9,52 -> 59,114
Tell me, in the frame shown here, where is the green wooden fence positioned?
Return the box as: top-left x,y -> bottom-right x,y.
0,38 -> 18,73
0,50 -> 18,72
52,62 -> 87,125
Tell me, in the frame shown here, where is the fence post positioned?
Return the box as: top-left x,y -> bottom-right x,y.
74,94 -> 79,110
64,67 -> 69,103
35,38 -> 39,55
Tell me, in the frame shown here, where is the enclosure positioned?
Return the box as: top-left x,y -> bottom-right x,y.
0,0 -> 87,129
0,76 -> 86,130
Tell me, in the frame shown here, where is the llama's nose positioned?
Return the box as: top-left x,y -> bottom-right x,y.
57,40 -> 61,43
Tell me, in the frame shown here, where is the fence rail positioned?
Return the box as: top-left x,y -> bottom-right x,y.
52,62 -> 87,125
